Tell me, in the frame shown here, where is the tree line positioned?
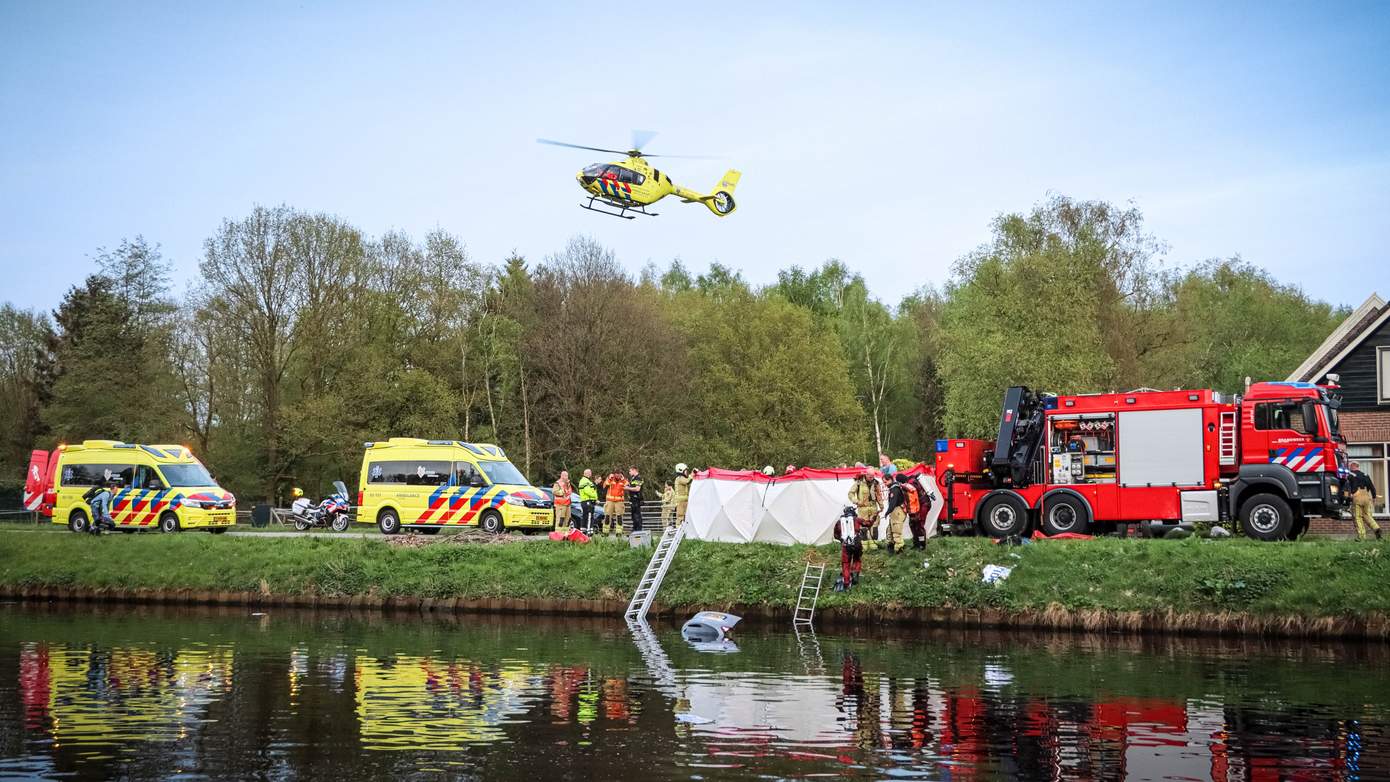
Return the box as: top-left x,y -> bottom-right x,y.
0,196 -> 1345,504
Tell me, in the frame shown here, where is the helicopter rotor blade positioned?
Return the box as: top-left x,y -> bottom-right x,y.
536,138 -> 630,155
641,153 -> 721,160
630,129 -> 658,152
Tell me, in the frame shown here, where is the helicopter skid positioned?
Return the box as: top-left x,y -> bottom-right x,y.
581,195 -> 658,219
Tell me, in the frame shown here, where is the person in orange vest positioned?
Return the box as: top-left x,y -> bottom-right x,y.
602,470 -> 627,536
551,471 -> 573,530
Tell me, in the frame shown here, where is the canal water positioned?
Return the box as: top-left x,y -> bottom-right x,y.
0,604 -> 1386,780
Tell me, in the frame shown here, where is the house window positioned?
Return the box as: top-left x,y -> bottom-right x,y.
1378,346 -> 1390,404
1348,443 -> 1389,517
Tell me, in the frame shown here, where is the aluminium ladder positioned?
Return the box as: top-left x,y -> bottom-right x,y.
624,524 -> 686,622
792,563 -> 826,627
1218,410 -> 1238,466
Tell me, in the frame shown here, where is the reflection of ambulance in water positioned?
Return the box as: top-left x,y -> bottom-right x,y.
25,441 -> 236,533
357,439 -> 553,534
355,655 -> 538,749
22,643 -> 232,745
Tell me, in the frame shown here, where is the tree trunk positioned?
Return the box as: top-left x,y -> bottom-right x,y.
520,361 -> 532,476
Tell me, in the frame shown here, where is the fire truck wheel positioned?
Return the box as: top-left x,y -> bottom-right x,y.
377,509 -> 402,535
68,510 -> 89,533
1040,494 -> 1090,536
1239,493 -> 1293,541
980,493 -> 1029,538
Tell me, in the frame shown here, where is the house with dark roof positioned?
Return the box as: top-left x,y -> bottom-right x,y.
1288,292 -> 1390,518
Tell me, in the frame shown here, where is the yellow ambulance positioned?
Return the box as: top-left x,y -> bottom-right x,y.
46,440 -> 236,533
357,438 -> 553,534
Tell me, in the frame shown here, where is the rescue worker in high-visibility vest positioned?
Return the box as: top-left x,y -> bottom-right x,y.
1349,461 -> 1383,541
552,471 -> 573,530
578,469 -> 599,533
672,464 -> 693,525
625,466 -> 645,533
904,474 -> 930,550
660,482 -> 676,527
602,470 -> 626,536
848,473 -> 878,548
884,473 -> 909,554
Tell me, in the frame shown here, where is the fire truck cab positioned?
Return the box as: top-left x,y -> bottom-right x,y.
936,381 -> 1346,541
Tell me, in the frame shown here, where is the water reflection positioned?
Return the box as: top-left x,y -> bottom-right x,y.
0,605 -> 1385,781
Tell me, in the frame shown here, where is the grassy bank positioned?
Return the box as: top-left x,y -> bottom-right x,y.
2,531 -> 1387,624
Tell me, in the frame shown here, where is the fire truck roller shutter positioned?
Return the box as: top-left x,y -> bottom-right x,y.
977,490 -> 1030,538
1117,408 -> 1206,488
1038,488 -> 1092,536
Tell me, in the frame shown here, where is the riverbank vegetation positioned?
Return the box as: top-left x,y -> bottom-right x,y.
2,533 -> 1385,622
0,196 -> 1344,505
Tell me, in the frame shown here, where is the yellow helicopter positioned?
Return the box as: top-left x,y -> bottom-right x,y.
538,131 -> 741,219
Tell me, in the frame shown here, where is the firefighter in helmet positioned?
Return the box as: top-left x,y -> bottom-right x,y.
672,464 -> 693,526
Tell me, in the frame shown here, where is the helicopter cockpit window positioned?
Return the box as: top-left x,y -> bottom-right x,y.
582,164 -> 605,178
613,167 -> 645,185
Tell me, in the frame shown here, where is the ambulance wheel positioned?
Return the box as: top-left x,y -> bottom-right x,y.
479,510 -> 504,535
1239,493 -> 1293,541
159,513 -> 181,534
68,510 -> 89,533
377,509 -> 401,535
980,493 -> 1029,539
1040,494 -> 1090,536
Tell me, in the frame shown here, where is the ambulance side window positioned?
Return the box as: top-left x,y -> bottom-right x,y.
62,463 -> 135,487
367,460 -> 450,486
135,466 -> 166,491
454,462 -> 484,487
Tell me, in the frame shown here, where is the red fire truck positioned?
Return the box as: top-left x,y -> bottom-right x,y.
934,381 -> 1348,541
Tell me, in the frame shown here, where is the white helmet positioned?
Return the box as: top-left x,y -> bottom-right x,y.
675,463 -> 688,474
762,465 -> 774,476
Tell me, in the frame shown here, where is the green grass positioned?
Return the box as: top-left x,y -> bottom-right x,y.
1,532 -> 1387,619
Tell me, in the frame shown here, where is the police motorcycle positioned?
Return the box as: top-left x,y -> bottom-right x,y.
290,481 -> 352,532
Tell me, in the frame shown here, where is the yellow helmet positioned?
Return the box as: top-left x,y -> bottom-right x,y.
291,487 -> 304,499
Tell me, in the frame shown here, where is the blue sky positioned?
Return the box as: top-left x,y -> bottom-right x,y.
2,1 -> 1387,313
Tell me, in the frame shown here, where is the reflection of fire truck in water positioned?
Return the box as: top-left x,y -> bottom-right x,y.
934,381 -> 1348,540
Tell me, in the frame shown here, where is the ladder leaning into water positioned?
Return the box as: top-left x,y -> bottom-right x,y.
792,563 -> 826,627
624,524 -> 686,622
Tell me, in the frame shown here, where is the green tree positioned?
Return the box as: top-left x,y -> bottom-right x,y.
0,305 -> 53,496
41,275 -> 182,443
1163,258 -> 1346,391
670,289 -> 863,468
937,196 -> 1165,436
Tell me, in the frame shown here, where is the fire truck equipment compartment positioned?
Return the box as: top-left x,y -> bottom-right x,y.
1179,490 -> 1221,523
1117,408 -> 1205,487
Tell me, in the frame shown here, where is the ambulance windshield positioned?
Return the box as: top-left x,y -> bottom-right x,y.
160,463 -> 216,487
478,460 -> 527,486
